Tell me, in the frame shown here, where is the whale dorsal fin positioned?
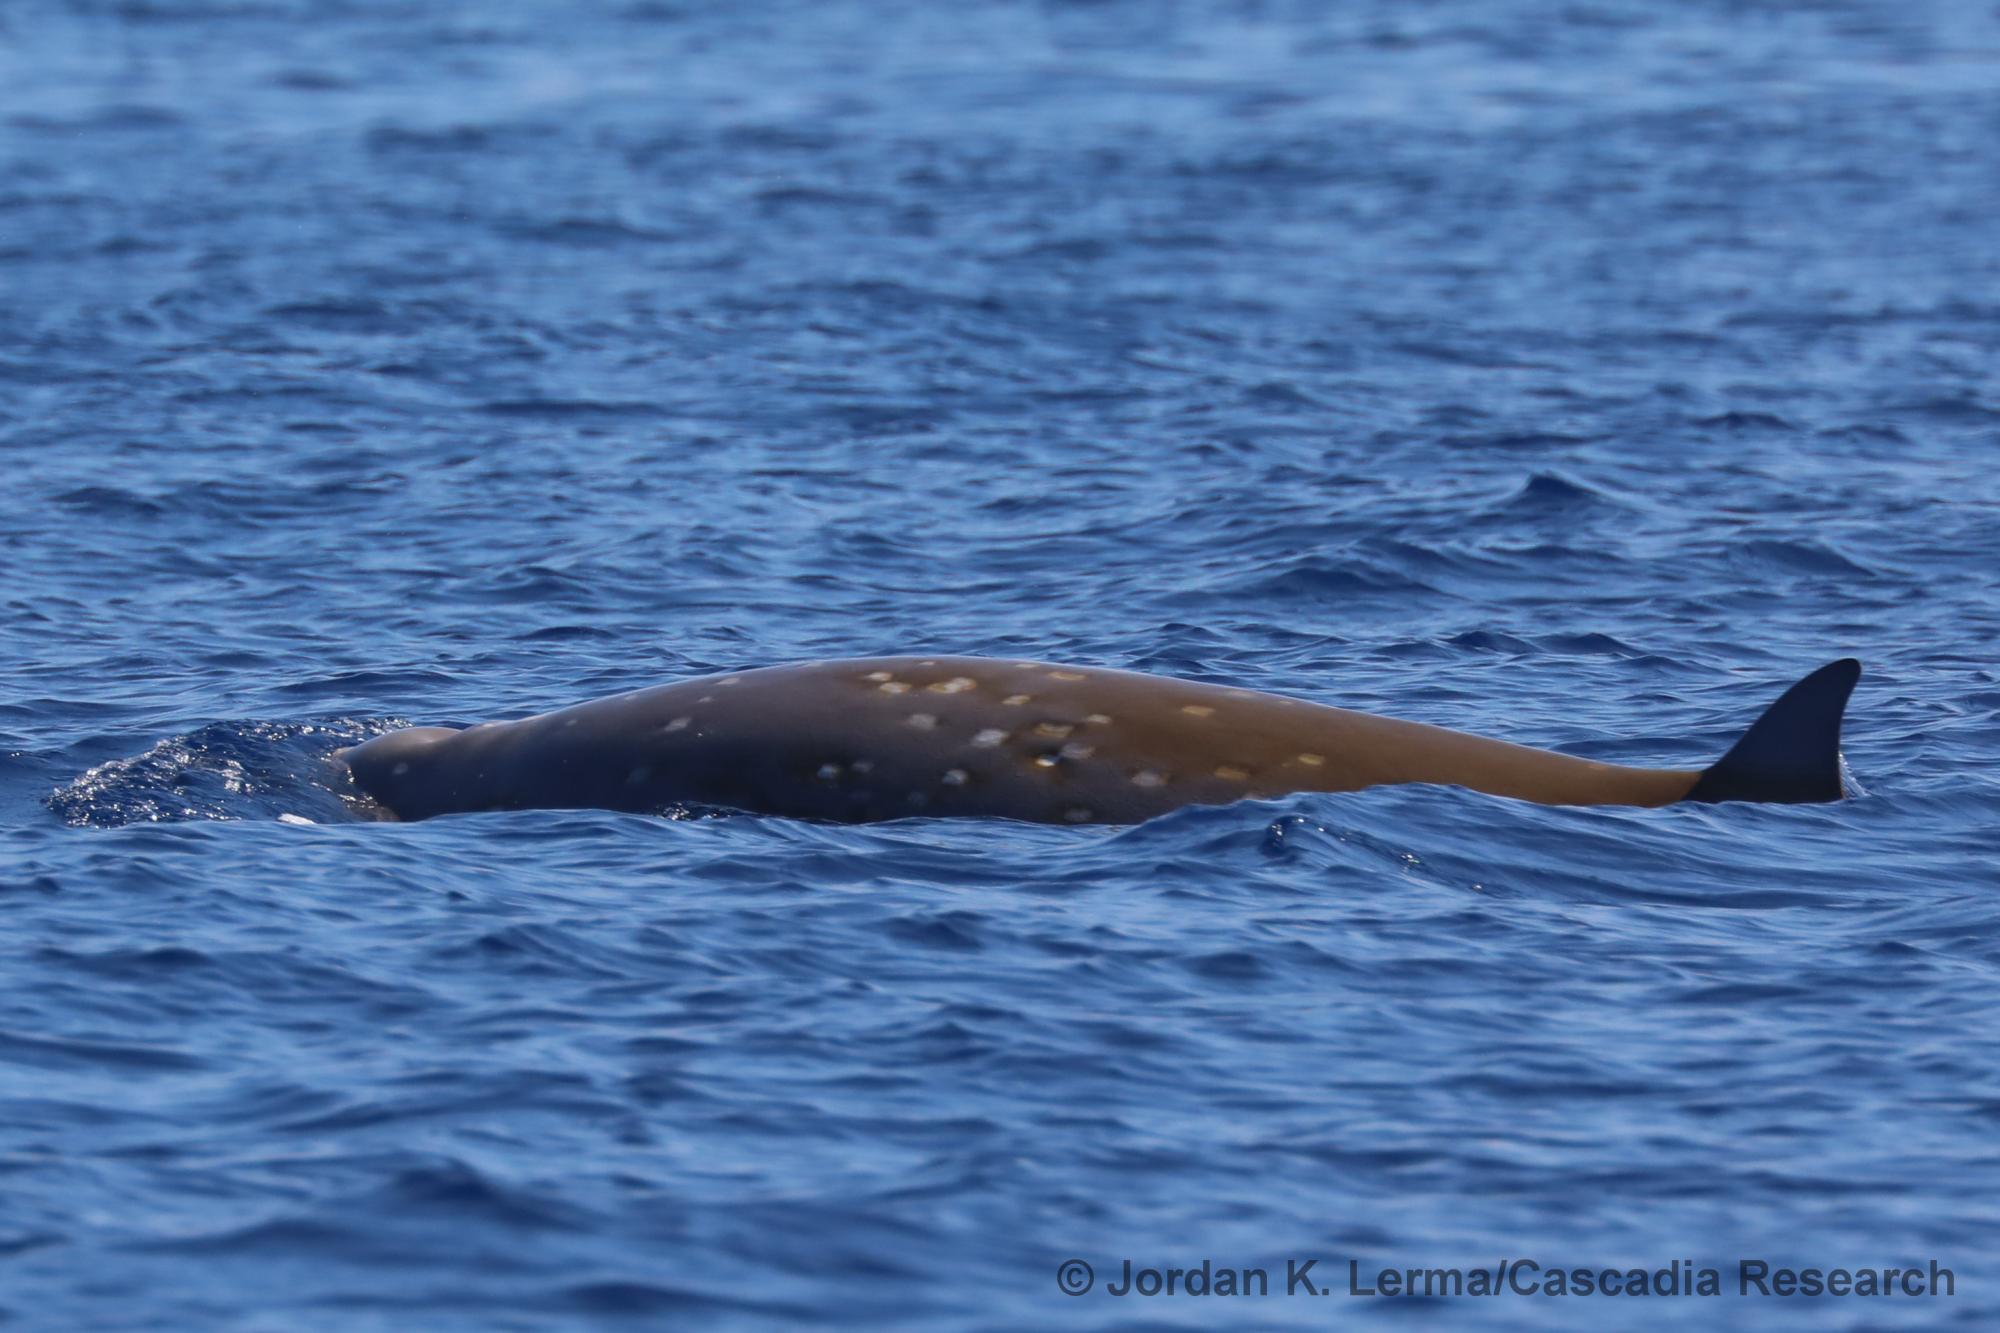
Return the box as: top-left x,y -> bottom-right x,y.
1685,658 -> 1861,804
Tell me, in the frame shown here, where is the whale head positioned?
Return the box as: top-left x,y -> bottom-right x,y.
336,726 -> 462,819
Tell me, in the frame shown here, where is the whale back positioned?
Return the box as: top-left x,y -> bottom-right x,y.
334,655 -> 1863,823
338,727 -> 463,819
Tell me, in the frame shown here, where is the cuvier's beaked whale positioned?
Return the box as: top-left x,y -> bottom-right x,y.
336,656 -> 1861,824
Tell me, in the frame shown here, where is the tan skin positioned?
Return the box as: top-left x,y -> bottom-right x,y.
339,656 -> 1704,824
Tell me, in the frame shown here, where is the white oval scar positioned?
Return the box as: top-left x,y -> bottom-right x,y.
1002,694 -> 1031,706
1033,722 -> 1073,739
1215,765 -> 1249,781
664,716 -> 691,731
971,728 -> 1008,747
817,763 -> 842,781
941,768 -> 968,786
1059,742 -> 1095,760
908,713 -> 938,729
865,671 -> 894,682
917,659 -> 937,666
1048,670 -> 1086,681
1181,704 -> 1216,718
564,718 -> 579,727
1062,807 -> 1093,823
718,676 -> 741,686
1131,769 -> 1166,788
1033,754 -> 1059,768
927,676 -> 977,694
851,759 -> 875,774
879,681 -> 912,694
1297,753 -> 1325,767
1085,713 -> 1112,725
392,762 -> 410,776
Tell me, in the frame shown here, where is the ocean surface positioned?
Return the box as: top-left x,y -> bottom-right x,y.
4,1 -> 1999,1328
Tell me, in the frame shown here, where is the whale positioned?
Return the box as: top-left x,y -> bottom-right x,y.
335,655 -> 1861,824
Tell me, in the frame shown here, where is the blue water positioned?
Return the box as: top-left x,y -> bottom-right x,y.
5,1 -> 1999,1327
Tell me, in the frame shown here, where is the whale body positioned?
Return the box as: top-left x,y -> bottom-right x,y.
335,656 -> 1861,825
